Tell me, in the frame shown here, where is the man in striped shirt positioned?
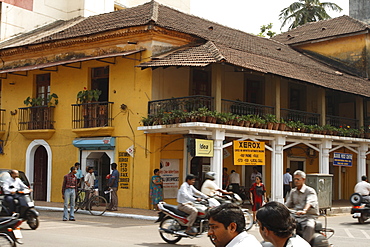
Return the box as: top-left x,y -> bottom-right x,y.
62,166 -> 77,221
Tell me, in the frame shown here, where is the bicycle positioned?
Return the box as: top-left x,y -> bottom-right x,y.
74,188 -> 108,216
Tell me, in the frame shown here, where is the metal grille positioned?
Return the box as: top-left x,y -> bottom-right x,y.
72,102 -> 113,129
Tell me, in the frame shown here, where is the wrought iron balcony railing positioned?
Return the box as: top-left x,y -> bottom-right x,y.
281,108 -> 321,125
221,99 -> 274,116
18,106 -> 55,130
72,102 -> 113,129
326,115 -> 359,129
148,95 -> 214,115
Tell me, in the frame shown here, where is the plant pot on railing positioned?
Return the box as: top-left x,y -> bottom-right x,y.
279,123 -> 286,131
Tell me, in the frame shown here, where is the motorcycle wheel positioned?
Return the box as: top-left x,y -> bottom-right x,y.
358,214 -> 367,224
159,217 -> 183,244
26,210 -> 39,230
242,209 -> 253,231
0,233 -> 15,247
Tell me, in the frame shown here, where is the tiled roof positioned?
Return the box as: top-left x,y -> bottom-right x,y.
273,15 -> 370,45
1,1 -> 370,97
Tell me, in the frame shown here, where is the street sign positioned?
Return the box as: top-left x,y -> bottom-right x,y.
333,152 -> 352,167
233,140 -> 265,166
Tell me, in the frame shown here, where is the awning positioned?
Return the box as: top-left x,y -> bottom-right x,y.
0,49 -> 145,74
73,137 -> 116,150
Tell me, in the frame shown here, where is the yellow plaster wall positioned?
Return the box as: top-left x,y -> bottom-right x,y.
152,67 -> 190,100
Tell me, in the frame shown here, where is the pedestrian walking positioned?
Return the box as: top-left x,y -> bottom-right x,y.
150,168 -> 163,210
62,166 -> 77,221
283,168 -> 293,200
249,175 -> 267,224
107,163 -> 119,211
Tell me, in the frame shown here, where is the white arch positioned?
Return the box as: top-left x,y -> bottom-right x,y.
25,139 -> 52,202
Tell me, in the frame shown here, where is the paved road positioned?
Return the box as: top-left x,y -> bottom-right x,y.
19,211 -> 370,247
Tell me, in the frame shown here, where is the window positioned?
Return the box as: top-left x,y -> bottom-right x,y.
91,66 -> 109,102
36,74 -> 50,105
191,69 -> 211,96
245,79 -> 263,104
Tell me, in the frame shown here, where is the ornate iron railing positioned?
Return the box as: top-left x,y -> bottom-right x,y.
326,115 -> 359,129
148,95 -> 214,115
72,102 -> 113,129
221,99 -> 274,116
280,108 -> 320,125
18,106 -> 55,130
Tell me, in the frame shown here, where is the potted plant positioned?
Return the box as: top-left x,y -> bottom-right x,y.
24,93 -> 59,107
264,114 -> 278,130
278,118 -> 287,131
233,114 -> 245,126
76,88 -> 102,103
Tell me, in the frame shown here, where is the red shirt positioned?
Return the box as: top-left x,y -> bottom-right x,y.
62,173 -> 77,195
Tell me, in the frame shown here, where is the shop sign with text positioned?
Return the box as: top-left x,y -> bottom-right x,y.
233,141 -> 265,166
333,152 -> 352,167
195,139 -> 214,157
118,152 -> 130,189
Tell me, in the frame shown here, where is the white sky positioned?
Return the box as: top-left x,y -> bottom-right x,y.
190,0 -> 349,35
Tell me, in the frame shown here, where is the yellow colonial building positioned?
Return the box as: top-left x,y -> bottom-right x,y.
0,2 -> 369,208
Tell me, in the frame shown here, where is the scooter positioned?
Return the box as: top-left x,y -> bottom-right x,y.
0,189 -> 39,230
156,198 -> 220,244
349,193 -> 370,223
0,214 -> 23,246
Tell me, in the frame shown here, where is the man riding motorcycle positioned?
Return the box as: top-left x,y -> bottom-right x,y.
177,174 -> 208,235
3,170 -> 30,214
354,175 -> 370,203
201,172 -> 233,197
285,170 -> 319,243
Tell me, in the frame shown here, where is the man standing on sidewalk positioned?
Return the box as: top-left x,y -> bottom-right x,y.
107,163 -> 119,211
283,168 -> 292,200
62,166 -> 77,221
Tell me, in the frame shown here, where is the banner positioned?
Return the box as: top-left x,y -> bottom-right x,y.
233,140 -> 265,166
160,159 -> 180,198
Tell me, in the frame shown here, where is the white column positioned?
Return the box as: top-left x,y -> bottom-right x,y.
357,143 -> 368,182
319,139 -> 332,174
211,129 -> 225,187
271,135 -> 285,203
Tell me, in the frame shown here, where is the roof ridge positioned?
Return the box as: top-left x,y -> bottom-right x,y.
204,41 -> 225,62
150,0 -> 159,22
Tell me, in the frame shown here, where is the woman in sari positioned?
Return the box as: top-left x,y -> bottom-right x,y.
150,169 -> 163,210
249,175 -> 267,224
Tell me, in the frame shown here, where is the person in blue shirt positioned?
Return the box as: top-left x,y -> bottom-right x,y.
74,162 -> 84,188
107,163 -> 119,211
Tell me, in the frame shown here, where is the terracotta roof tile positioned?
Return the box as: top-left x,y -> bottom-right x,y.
273,15 -> 369,45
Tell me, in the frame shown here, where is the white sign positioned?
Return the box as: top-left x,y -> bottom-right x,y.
126,145 -> 134,157
160,159 -> 180,198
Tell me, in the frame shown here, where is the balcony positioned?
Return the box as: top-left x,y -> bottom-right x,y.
72,102 -> 114,137
148,95 -> 214,115
281,108 -> 320,125
326,115 -> 359,129
18,106 -> 55,139
222,99 -> 274,116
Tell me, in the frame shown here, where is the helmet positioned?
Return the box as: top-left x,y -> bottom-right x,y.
205,172 -> 216,180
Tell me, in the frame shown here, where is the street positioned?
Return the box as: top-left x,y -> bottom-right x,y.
19,210 -> 370,247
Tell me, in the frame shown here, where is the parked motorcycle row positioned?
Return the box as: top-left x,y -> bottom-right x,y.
156,193 -> 334,247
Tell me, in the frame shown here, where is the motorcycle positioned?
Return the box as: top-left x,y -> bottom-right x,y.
156,198 -> 220,244
0,214 -> 23,247
0,189 -> 39,230
262,211 -> 334,247
349,193 -> 370,223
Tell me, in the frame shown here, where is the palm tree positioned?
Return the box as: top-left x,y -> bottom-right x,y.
279,0 -> 342,30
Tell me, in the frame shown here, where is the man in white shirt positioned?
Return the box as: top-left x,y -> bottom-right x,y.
84,167 -> 96,206
3,170 -> 29,213
208,203 -> 262,247
283,168 -> 293,200
229,170 -> 240,194
201,172 -> 233,196
257,201 -> 310,247
354,175 -> 370,203
177,174 -> 208,235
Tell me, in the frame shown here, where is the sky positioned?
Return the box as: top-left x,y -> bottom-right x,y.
190,0 -> 350,35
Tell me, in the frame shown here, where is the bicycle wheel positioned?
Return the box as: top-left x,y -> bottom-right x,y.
74,191 -> 84,213
88,195 -> 108,216
242,209 -> 253,231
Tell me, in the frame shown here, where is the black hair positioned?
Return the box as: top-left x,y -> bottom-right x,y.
256,175 -> 262,182
286,168 -> 290,172
74,162 -> 80,167
154,169 -> 159,174
223,167 -> 228,171
362,175 -> 367,181
256,201 -> 296,238
185,174 -> 196,181
207,203 -> 245,233
70,166 -> 76,172
231,170 -> 235,173
111,163 -> 117,169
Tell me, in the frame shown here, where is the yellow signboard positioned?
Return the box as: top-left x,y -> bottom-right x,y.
118,152 -> 130,189
195,139 -> 214,157
233,141 -> 265,166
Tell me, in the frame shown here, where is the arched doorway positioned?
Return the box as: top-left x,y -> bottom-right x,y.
33,145 -> 48,201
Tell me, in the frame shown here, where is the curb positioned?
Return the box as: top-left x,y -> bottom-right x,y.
35,206 -> 158,221
326,206 -> 351,215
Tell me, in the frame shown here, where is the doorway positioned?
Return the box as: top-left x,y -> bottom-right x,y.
190,157 -> 210,190
33,146 -> 48,201
86,152 -> 111,197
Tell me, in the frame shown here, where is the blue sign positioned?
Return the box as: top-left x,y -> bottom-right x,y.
333,152 -> 352,167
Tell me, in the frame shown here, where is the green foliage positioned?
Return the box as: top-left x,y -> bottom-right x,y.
24,93 -> 59,107
76,88 -> 102,103
257,23 -> 276,38
279,0 -> 342,30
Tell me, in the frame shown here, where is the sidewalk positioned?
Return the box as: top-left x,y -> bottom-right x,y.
35,199 -> 352,221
